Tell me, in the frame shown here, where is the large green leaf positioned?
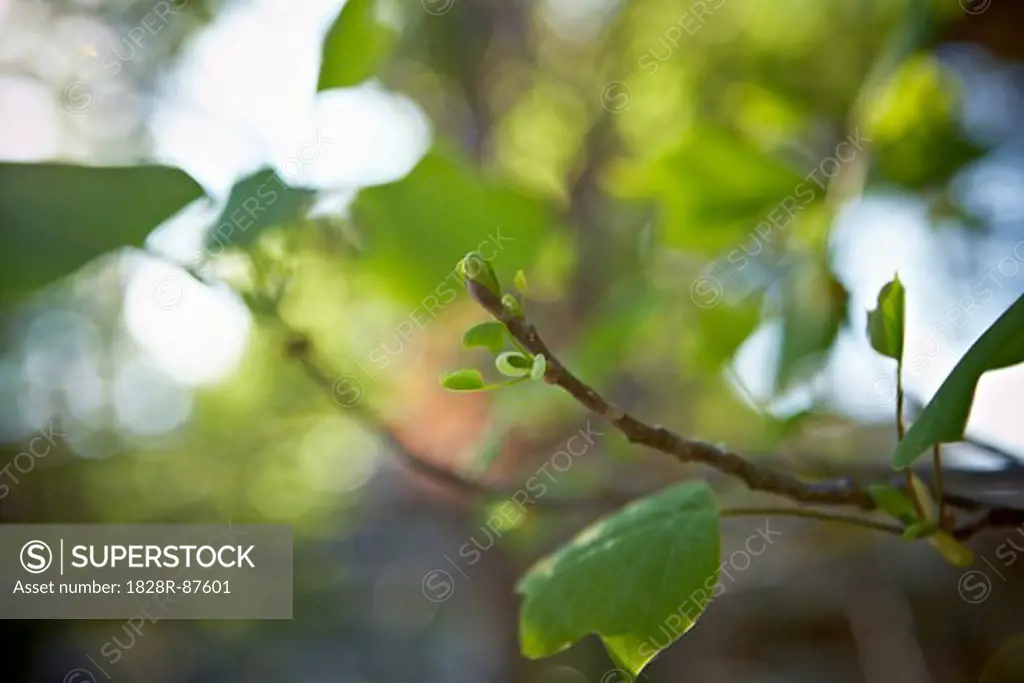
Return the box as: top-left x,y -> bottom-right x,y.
317,0 -> 395,91
205,168 -> 316,253
349,146 -> 554,303
0,163 -> 204,296
517,481 -> 720,677
892,295 -> 1024,468
866,274 -> 905,361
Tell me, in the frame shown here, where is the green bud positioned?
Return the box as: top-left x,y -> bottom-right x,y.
502,293 -> 524,318
530,353 -> 546,381
457,251 -> 501,297
495,351 -> 532,377
514,269 -> 528,294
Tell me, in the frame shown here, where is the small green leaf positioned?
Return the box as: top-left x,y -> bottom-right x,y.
206,169 -> 316,253
441,369 -> 486,391
892,295 -> 1024,468
502,293 -> 524,318
530,354 -> 546,381
458,251 -> 501,297
463,322 -> 506,354
928,531 -> 974,567
867,274 -> 906,361
514,269 -> 528,293
516,481 -> 720,677
869,484 -> 918,525
496,351 -> 531,377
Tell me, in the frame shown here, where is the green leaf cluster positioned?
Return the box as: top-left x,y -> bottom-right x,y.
441,268 -> 546,392
863,275 -> 1023,567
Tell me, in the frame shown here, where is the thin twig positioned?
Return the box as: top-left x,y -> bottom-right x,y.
721,507 -> 904,535
168,251 -> 1016,541
466,279 -> 1024,541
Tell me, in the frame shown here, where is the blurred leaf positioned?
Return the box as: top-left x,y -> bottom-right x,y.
0,163 -> 203,297
775,264 -> 849,392
568,275 -> 657,389
867,57 -> 985,190
206,169 -> 316,252
517,481 -> 720,677
689,298 -> 763,372
514,269 -> 528,294
875,123 -> 982,191
907,471 -> 936,521
867,274 -> 905,361
418,2 -> 492,97
441,369 -> 486,391
317,0 -> 395,91
608,125 -> 809,253
928,531 -> 974,567
902,520 -> 937,541
892,296 -> 1024,468
926,191 -> 985,232
869,484 -> 917,525
978,632 -> 1024,683
351,147 -> 553,303
463,321 -> 505,354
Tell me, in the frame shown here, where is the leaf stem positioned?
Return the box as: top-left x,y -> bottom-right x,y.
507,330 -> 531,358
896,359 -> 925,519
720,507 -> 904,535
934,443 -> 946,526
896,360 -> 905,441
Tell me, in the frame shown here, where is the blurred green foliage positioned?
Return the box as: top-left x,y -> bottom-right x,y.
0,164 -> 202,296
3,1 -> 1024,677
317,0 -> 396,90
0,0 -> 1019,590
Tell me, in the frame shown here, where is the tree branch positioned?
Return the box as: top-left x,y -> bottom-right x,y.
467,279 -> 1024,540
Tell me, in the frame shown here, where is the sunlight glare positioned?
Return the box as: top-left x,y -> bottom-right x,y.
123,256 -> 251,386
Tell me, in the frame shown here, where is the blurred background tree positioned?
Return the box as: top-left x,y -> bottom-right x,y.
1,0 -> 1023,681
